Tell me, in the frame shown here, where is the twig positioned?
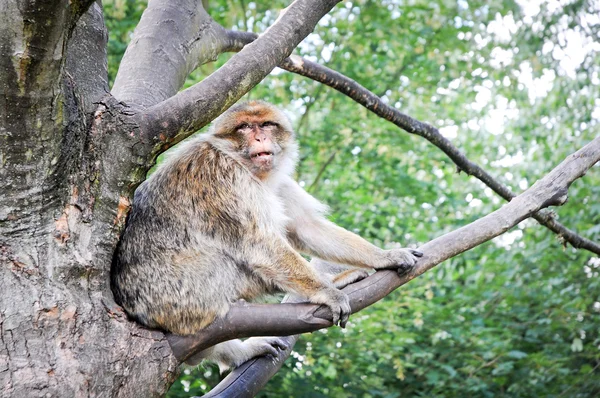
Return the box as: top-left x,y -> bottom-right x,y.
308,150 -> 337,193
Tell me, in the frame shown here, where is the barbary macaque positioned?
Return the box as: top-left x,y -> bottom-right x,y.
111,100 -> 421,371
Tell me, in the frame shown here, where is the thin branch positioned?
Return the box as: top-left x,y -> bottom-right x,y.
213,35 -> 600,255
111,0 -> 234,107
276,55 -> 600,255
308,150 -> 337,193
296,84 -> 325,135
221,31 -> 257,53
238,0 -> 250,33
294,76 -> 326,180
138,0 -> 342,154
168,137 -> 600,398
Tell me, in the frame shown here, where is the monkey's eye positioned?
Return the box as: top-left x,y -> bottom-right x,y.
260,121 -> 278,128
236,123 -> 250,131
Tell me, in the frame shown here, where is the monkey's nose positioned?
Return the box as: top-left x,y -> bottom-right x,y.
254,132 -> 268,142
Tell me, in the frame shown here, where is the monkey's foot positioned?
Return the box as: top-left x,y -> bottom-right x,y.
242,337 -> 289,362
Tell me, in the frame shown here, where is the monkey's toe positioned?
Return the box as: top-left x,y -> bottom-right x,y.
265,337 -> 289,352
396,262 -> 415,276
246,336 -> 288,359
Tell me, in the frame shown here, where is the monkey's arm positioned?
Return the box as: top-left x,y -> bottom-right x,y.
249,237 -> 351,326
281,177 -> 421,271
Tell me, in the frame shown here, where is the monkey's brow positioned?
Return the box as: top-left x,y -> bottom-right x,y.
235,122 -> 250,130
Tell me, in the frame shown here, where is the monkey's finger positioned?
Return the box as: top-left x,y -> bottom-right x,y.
263,344 -> 279,358
410,250 -> 424,257
339,297 -> 351,328
339,310 -> 350,328
330,305 -> 340,326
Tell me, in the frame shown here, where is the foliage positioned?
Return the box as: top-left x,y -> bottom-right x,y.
105,0 -> 600,396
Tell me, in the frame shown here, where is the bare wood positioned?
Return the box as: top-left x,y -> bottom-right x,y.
170,136 -> 600,397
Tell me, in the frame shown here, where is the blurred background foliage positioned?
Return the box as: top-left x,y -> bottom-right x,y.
103,0 -> 600,396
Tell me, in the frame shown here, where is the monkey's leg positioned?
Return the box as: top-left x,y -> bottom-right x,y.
331,268 -> 370,289
249,239 -> 351,326
185,337 -> 288,373
310,258 -> 369,289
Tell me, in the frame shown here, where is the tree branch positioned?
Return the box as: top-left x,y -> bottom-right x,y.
308,150 -> 337,193
111,0 -> 234,107
276,55 -> 600,255
211,32 -> 600,255
138,0 -> 342,154
65,2 -> 110,116
169,137 -> 600,397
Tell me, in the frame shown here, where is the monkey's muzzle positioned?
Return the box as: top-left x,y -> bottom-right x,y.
251,151 -> 274,167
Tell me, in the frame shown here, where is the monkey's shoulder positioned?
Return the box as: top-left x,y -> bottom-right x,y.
163,141 -> 238,181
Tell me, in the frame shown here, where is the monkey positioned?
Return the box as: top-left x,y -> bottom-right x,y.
110,100 -> 422,372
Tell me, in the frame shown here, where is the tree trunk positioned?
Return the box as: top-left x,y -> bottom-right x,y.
0,3 -> 178,397
0,0 -> 341,395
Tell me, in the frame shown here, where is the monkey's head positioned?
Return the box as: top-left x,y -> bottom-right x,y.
211,101 -> 298,179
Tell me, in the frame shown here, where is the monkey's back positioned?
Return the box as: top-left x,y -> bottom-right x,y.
111,139 -> 283,335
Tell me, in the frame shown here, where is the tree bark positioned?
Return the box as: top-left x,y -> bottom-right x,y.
1,3 -> 179,397
111,0 -> 232,107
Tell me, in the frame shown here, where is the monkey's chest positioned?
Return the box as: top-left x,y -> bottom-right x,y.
252,189 -> 289,238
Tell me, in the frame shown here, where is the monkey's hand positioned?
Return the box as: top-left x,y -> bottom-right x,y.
310,287 -> 351,328
376,248 -> 423,275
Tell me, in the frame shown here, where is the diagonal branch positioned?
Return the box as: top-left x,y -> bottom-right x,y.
214,33 -> 600,255
168,137 -> 600,397
276,55 -> 600,255
111,0 -> 236,107
138,0 -> 342,153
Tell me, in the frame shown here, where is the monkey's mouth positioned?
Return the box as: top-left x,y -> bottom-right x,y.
250,151 -> 274,167
251,151 -> 274,158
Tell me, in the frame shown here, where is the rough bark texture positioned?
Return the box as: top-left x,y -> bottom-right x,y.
112,0 -> 230,107
0,0 -> 341,396
0,2 -> 180,396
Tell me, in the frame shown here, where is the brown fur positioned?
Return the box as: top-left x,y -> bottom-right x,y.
110,101 -> 420,369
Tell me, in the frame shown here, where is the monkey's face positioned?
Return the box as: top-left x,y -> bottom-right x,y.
213,102 -> 296,179
235,120 -> 289,178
